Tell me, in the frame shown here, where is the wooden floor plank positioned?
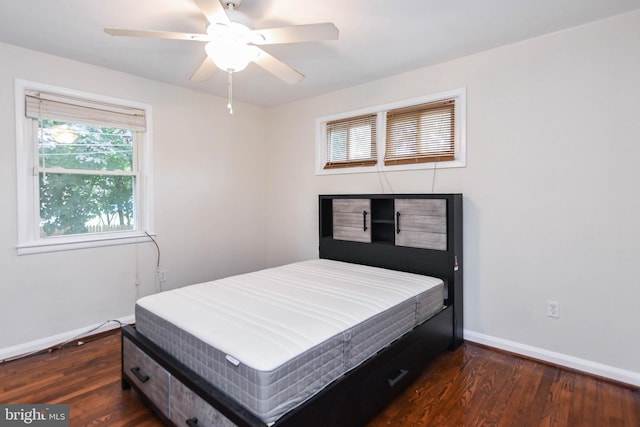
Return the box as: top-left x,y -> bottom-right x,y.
0,330 -> 638,426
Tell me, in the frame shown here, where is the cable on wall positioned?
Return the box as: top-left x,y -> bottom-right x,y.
144,231 -> 160,268
140,231 -> 163,293
431,161 -> 438,193
376,167 -> 394,194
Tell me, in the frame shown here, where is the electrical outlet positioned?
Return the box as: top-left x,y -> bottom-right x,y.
547,300 -> 559,318
158,269 -> 167,283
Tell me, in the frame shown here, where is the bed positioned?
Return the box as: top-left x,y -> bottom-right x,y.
122,193 -> 463,427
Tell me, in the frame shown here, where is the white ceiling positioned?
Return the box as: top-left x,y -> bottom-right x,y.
1,0 -> 639,107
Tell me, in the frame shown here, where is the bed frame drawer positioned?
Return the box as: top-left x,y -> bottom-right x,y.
123,337 -> 171,418
358,306 -> 453,422
359,338 -> 425,421
170,377 -> 236,427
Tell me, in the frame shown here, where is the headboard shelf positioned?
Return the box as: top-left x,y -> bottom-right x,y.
319,193 -> 463,349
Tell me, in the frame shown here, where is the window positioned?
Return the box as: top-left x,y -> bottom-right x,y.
324,114 -> 377,169
385,100 -> 455,165
15,81 -> 153,254
316,88 -> 465,175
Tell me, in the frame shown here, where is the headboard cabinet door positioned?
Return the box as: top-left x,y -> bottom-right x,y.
395,199 -> 447,250
333,199 -> 371,243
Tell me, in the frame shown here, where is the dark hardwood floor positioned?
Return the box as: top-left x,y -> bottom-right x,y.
1,330 -> 638,426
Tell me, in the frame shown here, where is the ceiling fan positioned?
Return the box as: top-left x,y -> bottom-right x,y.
105,0 -> 339,112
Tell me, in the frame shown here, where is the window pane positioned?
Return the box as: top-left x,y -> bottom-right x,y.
38,119 -> 133,172
385,100 -> 456,165
420,110 -> 453,155
39,173 -> 134,237
324,114 -> 377,169
349,124 -> 372,160
328,128 -> 348,162
328,126 -> 373,161
388,117 -> 417,157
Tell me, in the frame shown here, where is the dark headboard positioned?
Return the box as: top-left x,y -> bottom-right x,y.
318,194 -> 463,348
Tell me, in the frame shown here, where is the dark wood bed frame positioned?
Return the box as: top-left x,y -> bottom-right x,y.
122,193 -> 463,427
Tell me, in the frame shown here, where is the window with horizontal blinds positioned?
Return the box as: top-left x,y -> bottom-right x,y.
25,91 -> 147,131
315,88 -> 466,175
385,99 -> 455,166
324,114 -> 377,169
16,80 -> 153,254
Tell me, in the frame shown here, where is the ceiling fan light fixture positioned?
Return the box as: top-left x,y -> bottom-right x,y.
205,41 -> 259,72
104,0 -> 337,114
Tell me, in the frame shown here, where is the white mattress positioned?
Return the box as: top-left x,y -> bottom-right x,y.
136,259 -> 444,422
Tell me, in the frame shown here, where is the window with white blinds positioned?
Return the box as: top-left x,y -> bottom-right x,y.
324,114 -> 377,169
15,80 -> 153,255
316,88 -> 465,175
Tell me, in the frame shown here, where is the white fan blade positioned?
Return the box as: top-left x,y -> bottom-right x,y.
190,57 -> 218,81
253,49 -> 304,85
252,23 -> 339,45
194,0 -> 229,24
105,28 -> 209,42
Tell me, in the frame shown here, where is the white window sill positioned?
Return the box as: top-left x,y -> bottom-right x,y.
316,158 -> 466,175
17,231 -> 155,255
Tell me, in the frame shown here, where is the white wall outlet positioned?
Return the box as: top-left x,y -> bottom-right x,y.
547,300 -> 559,318
158,269 -> 167,283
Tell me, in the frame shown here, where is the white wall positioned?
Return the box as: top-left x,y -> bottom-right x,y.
264,10 -> 640,383
0,42 -> 268,354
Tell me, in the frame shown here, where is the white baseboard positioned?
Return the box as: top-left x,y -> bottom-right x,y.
464,329 -> 640,388
0,315 -> 135,362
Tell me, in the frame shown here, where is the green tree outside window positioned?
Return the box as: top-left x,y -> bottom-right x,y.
38,119 -> 136,237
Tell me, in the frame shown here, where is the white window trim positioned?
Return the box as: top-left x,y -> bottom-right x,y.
315,87 -> 466,175
15,79 -> 154,255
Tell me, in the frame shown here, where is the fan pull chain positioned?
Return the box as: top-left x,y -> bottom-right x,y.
227,71 -> 234,115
